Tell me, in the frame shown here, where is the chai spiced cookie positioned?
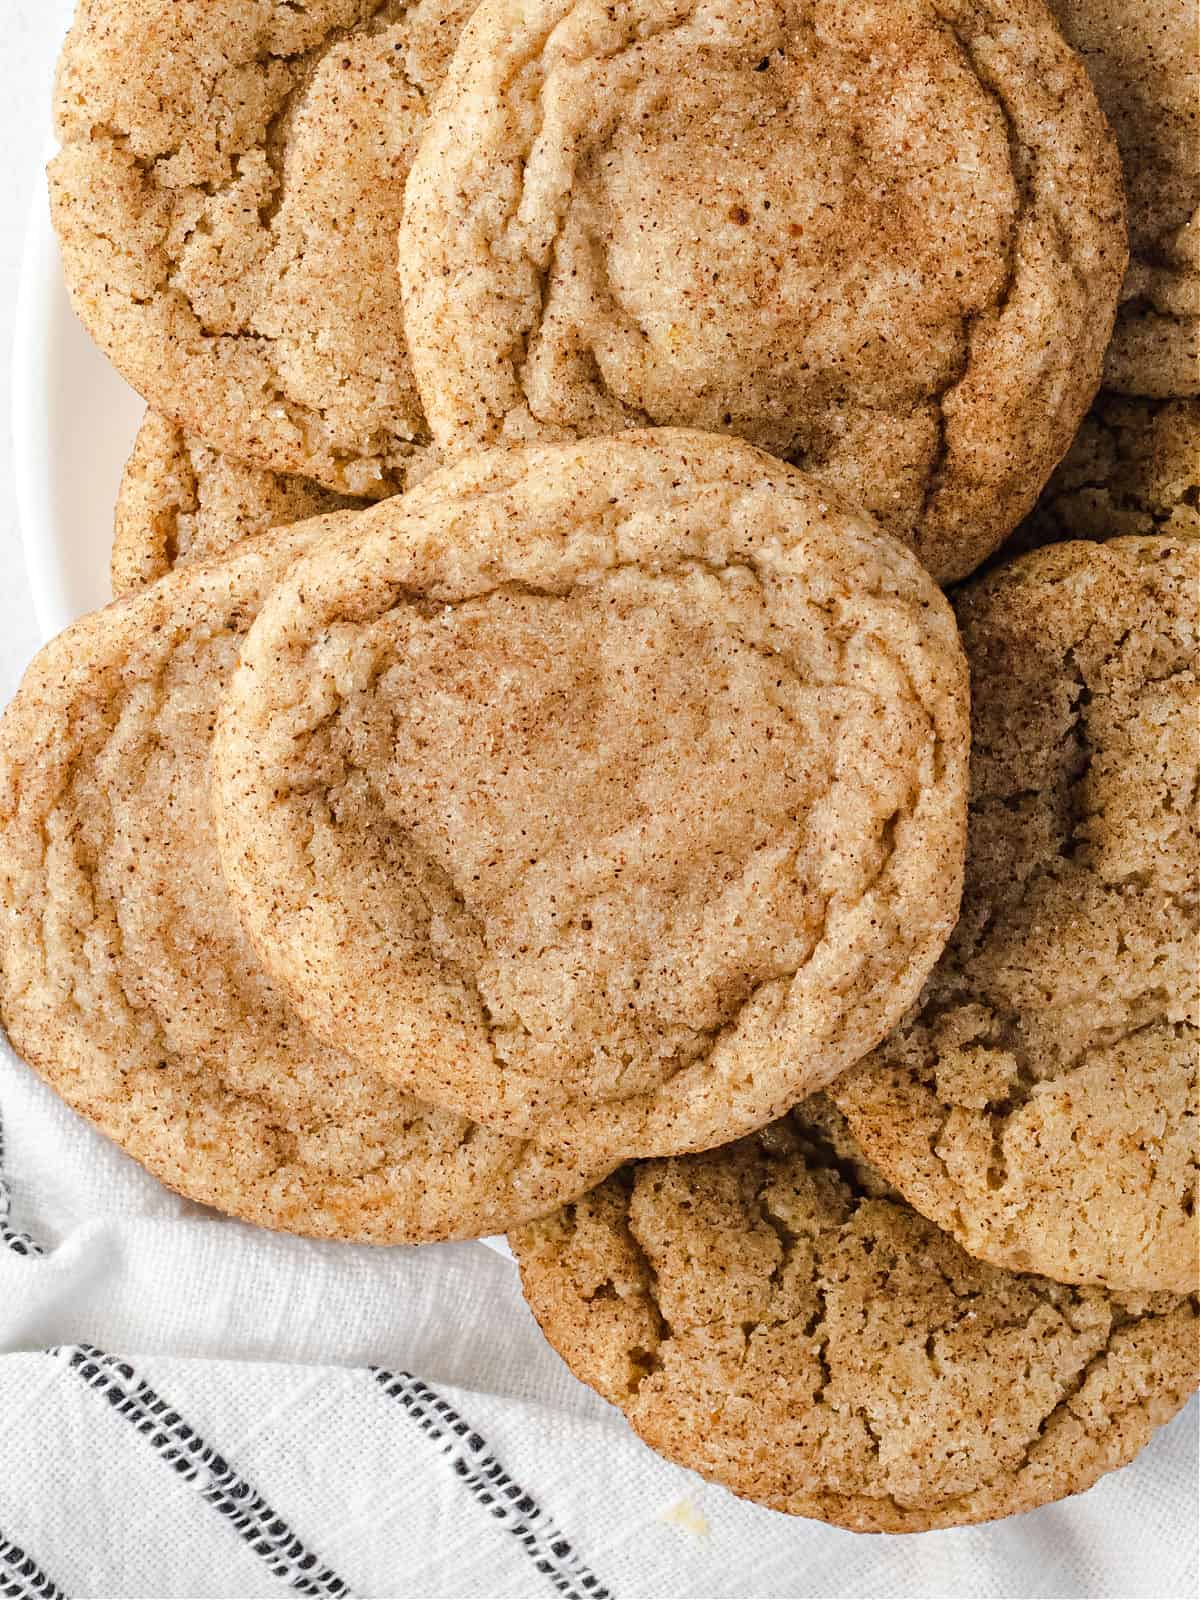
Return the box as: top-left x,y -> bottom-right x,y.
833,536 -> 1199,1294
213,431 -> 969,1165
0,521 -> 606,1243
512,1100 -> 1200,1533
400,0 -> 1127,581
50,0 -> 472,497
112,411 -> 364,597
1046,0 -> 1199,396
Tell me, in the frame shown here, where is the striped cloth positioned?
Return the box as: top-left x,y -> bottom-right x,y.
1,1046 -> 1197,1600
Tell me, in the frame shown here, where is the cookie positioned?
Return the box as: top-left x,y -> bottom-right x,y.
0,522 -> 606,1244
50,0 -> 472,496
512,1100 -> 1200,1533
988,396 -> 1200,568
212,431 -> 968,1165
1046,0 -> 1198,396
833,536 -> 1198,1294
112,412 -> 364,597
400,0 -> 1126,582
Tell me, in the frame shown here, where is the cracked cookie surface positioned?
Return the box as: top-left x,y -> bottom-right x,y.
213,431 -> 969,1164
112,411 -> 365,597
0,520 -> 606,1243
400,0 -> 1126,582
993,396 -> 1200,566
1046,0 -> 1199,397
513,1099 -> 1200,1532
834,536 -> 1199,1293
51,0 -> 472,496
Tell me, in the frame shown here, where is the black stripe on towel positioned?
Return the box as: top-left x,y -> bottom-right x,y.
0,1106 -> 44,1257
373,1368 -> 612,1600
0,1534 -> 67,1600
57,1346 -> 352,1599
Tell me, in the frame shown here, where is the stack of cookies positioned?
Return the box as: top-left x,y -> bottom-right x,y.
1,0 -> 1194,1534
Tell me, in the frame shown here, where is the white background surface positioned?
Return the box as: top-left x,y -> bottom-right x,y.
2,1 -> 73,695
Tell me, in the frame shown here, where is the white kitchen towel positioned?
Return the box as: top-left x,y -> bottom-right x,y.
2,1039 -> 1198,1600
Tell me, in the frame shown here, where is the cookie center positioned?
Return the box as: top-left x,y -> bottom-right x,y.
551,16 -> 1017,466
329,565 -> 915,1102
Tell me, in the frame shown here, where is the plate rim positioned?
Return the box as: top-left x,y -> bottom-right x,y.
12,175 -> 61,646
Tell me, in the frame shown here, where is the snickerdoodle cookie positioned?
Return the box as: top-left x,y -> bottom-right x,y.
213,431 -> 969,1164
50,0 -> 472,497
0,522 -> 606,1243
834,536 -> 1198,1294
400,0 -> 1126,581
512,1100 -> 1200,1532
1047,0 -> 1198,396
111,412 -> 364,597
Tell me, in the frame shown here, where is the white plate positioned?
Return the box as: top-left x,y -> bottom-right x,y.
13,180 -> 143,641
10,179 -> 515,1263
